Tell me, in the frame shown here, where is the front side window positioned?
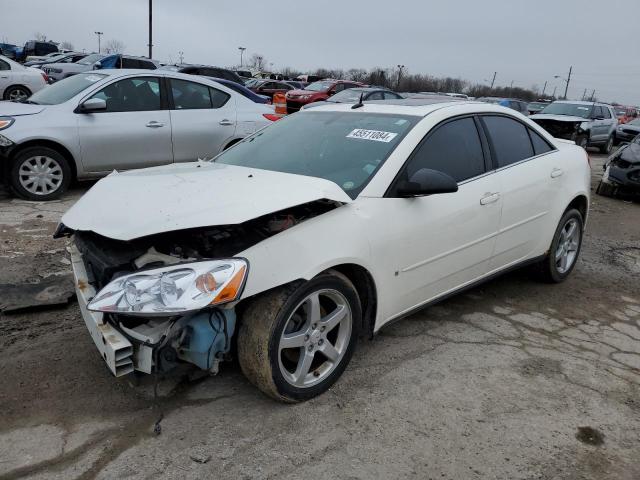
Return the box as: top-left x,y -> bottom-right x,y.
482,116 -> 534,167
602,107 -> 611,119
367,91 -> 384,100
216,111 -> 419,198
403,117 -> 485,183
90,77 -> 161,112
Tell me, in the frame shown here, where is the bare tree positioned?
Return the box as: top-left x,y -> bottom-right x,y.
103,39 -> 126,54
249,53 -> 267,71
60,41 -> 74,50
33,32 -> 47,42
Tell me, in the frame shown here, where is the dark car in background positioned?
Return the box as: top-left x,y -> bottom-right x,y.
597,135 -> 640,197
476,97 -> 529,115
0,43 -> 20,60
161,64 -> 245,85
249,79 -> 294,99
614,118 -> 640,144
16,40 -> 58,62
285,79 -> 366,113
208,77 -> 271,104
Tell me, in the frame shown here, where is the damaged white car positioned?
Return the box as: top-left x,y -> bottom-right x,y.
57,100 -> 591,402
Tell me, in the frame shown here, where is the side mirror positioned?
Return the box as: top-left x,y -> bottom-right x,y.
78,98 -> 107,113
396,168 -> 458,197
93,61 -> 102,70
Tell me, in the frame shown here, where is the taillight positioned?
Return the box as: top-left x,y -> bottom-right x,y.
41,72 -> 48,83
263,113 -> 281,122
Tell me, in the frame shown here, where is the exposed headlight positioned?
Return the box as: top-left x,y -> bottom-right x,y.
88,259 -> 248,316
0,117 -> 14,130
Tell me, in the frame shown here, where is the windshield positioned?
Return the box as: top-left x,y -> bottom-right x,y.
42,53 -> 68,62
216,111 -> 418,198
478,98 -> 503,104
28,73 -> 107,105
328,89 -> 367,102
628,119 -> 640,126
77,54 -> 103,65
305,81 -> 334,92
528,102 -> 546,109
540,103 -> 593,118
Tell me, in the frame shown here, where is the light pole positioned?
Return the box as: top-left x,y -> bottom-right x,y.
238,47 -> 246,67
490,71 -> 497,89
94,31 -> 103,53
554,66 -> 572,99
178,51 -> 184,64
257,55 -> 263,70
396,64 -> 405,90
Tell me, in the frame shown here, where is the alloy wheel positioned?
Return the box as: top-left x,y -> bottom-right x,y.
8,88 -> 29,101
555,218 -> 580,274
278,289 -> 352,388
18,156 -> 64,196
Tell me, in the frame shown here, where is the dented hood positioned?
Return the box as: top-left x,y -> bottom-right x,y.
62,161 -> 352,241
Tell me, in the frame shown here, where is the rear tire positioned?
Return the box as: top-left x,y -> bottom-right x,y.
3,85 -> 31,101
237,272 -> 360,402
538,209 -> 584,283
599,135 -> 614,154
595,180 -> 616,197
9,146 -> 72,201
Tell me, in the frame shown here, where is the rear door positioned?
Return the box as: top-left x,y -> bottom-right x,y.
168,77 -> 236,161
480,115 -> 560,270
590,106 -> 607,142
77,75 -> 173,171
0,58 -> 11,97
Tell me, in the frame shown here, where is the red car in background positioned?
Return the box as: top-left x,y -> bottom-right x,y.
249,79 -> 294,100
285,79 -> 366,113
614,106 -> 638,124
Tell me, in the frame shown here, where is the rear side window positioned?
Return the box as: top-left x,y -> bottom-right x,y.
210,87 -> 230,108
482,116 -> 534,167
405,117 -> 485,183
91,77 -> 161,112
0,59 -> 9,71
528,128 -> 554,156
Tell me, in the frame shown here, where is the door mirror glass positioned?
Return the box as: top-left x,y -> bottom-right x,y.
397,168 -> 458,197
79,97 -> 107,112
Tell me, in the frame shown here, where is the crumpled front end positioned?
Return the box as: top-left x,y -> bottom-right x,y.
531,118 -> 585,141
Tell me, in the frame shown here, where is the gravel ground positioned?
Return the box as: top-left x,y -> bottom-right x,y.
0,155 -> 638,480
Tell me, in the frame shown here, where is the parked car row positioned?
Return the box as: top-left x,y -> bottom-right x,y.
0,55 -> 48,101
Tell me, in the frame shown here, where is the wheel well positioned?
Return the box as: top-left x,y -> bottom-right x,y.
8,140 -> 77,180
3,84 -> 32,97
567,194 -> 588,221
324,264 -> 377,338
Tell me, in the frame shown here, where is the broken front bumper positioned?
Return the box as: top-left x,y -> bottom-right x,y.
70,243 -> 237,377
70,243 -> 137,376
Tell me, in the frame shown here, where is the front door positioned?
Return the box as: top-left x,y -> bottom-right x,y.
77,76 -> 173,172
168,78 -> 237,161
367,116 -> 502,318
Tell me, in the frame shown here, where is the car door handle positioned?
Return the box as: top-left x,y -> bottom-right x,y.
551,168 -> 564,178
219,119 -> 234,126
480,192 -> 500,205
146,121 -> 164,128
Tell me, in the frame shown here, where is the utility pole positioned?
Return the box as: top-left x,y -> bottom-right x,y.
238,47 -> 246,67
542,80 -> 547,96
490,71 -> 497,89
581,88 -> 587,101
564,65 -> 572,99
552,86 -> 557,98
509,80 -> 514,96
94,31 -> 103,53
148,0 -> 153,59
396,64 -> 405,90
178,51 -> 184,64
590,89 -> 596,101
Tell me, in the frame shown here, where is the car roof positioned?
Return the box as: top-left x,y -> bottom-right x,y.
304,99 -> 483,116
554,100 -> 611,106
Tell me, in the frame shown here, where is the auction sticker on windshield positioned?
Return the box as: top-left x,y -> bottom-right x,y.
347,129 -> 398,143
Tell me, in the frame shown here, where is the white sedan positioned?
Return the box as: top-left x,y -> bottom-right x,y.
58,100 -> 591,402
0,55 -> 47,101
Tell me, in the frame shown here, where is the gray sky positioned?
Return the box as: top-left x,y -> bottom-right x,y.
3,0 -> 640,104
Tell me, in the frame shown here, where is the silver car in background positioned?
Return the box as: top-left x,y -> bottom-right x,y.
0,69 -> 277,200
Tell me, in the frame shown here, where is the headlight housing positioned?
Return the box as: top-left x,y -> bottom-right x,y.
0,117 -> 14,131
88,259 -> 248,316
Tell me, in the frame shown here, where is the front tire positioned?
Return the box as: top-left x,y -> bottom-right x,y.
9,147 -> 72,201
539,209 -> 584,283
237,272 -> 361,402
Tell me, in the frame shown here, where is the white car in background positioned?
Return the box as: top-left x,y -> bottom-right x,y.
0,55 -> 48,101
0,69 -> 277,200
58,100 -> 591,402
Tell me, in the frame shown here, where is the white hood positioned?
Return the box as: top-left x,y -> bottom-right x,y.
62,161 -> 352,241
0,102 -> 46,116
530,114 -> 588,123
